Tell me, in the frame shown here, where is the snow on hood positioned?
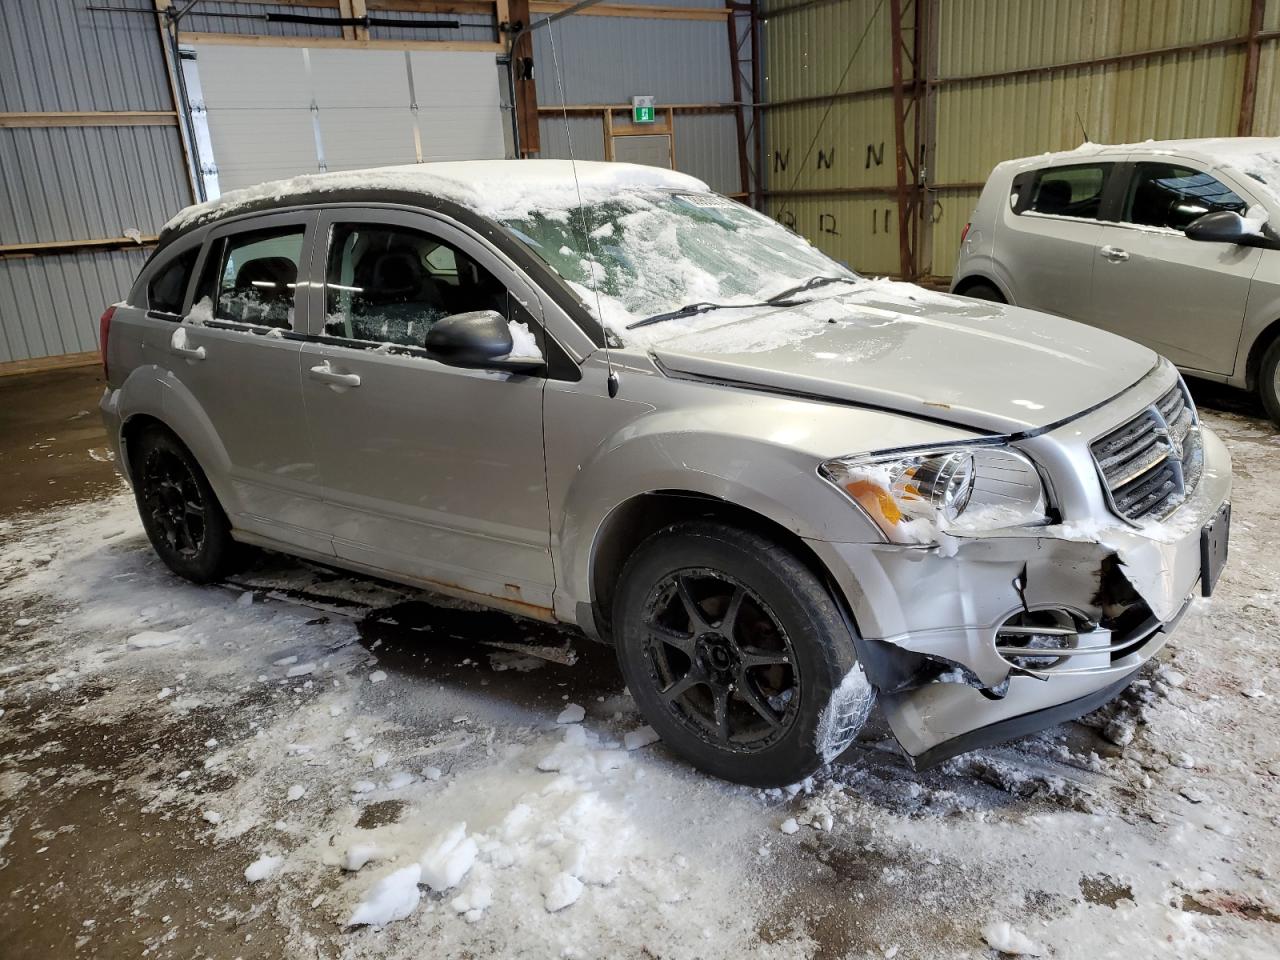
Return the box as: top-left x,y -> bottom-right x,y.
163,160 -> 710,233
650,279 -> 1159,434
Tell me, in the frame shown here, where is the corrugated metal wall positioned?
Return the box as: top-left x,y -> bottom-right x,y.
531,11 -> 743,194
762,0 -> 1280,280
0,1 -> 191,364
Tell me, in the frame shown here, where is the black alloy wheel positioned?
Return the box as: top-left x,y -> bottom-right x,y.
640,568 -> 800,751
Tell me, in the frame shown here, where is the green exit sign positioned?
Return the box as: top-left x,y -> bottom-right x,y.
631,95 -> 656,124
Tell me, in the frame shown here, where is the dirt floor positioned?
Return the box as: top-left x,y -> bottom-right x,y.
1,366 -> 1278,959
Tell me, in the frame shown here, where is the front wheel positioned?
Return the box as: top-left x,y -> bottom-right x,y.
1258,337 -> 1280,427
613,521 -> 873,786
131,427 -> 244,584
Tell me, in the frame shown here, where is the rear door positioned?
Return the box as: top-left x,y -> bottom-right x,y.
1000,161 -> 1118,323
1090,160 -> 1261,375
298,208 -> 555,615
148,211 -> 333,556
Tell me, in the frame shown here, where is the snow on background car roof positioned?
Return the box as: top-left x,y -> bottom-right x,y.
163,160 -> 711,233
997,137 -> 1280,207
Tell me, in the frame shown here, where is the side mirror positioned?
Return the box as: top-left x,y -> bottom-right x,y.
425,310 -> 543,372
1185,210 -> 1252,244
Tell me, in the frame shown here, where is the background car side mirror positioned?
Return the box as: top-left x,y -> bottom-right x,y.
425,310 -> 543,372
1185,210 -> 1266,246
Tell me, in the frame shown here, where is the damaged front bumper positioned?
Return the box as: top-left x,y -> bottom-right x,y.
807,370 -> 1232,768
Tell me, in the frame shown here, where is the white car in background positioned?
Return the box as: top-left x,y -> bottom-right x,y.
952,138 -> 1280,423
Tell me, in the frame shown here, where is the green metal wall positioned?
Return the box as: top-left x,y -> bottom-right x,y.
762,0 -> 1280,280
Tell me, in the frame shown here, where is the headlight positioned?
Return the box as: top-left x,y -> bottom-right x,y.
820,446 -> 1048,543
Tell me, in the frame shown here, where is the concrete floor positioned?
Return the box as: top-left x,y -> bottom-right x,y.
0,366 -> 120,520
1,366 -> 1278,959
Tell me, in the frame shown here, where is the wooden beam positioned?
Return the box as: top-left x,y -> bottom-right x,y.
181,32 -> 502,51
0,111 -> 179,128
1238,0 -> 1265,135
0,236 -> 159,258
509,0 -> 540,154
195,0 -> 498,14
530,2 -> 728,20
0,352 -> 100,380
337,0 -> 359,40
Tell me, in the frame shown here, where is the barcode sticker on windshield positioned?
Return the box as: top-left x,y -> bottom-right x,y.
674,193 -> 736,208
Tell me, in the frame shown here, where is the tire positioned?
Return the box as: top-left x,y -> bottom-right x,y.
130,427 -> 243,584
613,521 -> 873,787
959,281 -> 1006,303
1258,337 -> 1280,427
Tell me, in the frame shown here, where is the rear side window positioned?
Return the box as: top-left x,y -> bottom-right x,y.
198,226 -> 306,329
1025,164 -> 1111,219
147,247 -> 199,316
1123,163 -> 1248,231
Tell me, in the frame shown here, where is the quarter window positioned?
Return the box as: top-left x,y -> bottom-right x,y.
323,223 -> 514,348
1026,164 -> 1110,219
147,247 -> 199,316
201,226 -> 306,329
1123,163 -> 1248,231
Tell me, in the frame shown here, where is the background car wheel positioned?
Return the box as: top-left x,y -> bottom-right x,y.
130,427 -> 243,584
613,521 -> 873,787
1258,337 -> 1280,427
959,281 -> 1006,303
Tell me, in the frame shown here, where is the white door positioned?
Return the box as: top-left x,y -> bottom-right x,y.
185,44 -> 506,195
1091,161 -> 1261,376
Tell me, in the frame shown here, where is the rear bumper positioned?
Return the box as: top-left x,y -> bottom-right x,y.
99,387 -> 129,485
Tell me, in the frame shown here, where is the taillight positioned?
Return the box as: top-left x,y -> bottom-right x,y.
960,222 -> 971,244
99,305 -> 116,377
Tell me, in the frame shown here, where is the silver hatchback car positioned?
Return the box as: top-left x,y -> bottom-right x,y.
100,160 -> 1231,787
952,137 -> 1280,422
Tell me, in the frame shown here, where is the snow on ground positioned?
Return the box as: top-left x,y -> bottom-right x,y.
1,406 -> 1279,959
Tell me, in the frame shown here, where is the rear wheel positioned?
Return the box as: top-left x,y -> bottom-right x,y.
958,280 -> 1006,303
613,521 -> 873,786
131,428 -> 243,583
1258,337 -> 1280,427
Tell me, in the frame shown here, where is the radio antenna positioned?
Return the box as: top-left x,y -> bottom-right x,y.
544,17 -> 619,398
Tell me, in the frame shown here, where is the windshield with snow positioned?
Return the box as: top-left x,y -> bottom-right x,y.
497,190 -> 857,342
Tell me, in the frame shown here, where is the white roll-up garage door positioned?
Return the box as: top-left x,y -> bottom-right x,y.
184,44 -> 507,196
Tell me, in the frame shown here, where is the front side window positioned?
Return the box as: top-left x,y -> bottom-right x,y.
1026,164 -> 1110,219
1123,163 -> 1248,231
203,226 -> 306,329
147,247 -> 199,316
323,223 -> 511,347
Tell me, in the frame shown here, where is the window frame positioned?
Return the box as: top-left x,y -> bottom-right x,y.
1010,161 -> 1125,223
188,209 -> 318,336
305,206 -> 577,378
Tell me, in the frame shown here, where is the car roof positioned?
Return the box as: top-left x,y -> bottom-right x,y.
159,159 -> 711,242
995,136 -> 1280,173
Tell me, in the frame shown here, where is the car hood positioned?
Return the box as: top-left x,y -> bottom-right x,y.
647,281 -> 1159,434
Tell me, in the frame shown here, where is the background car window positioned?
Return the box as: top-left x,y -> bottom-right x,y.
203,227 -> 305,329
147,247 -> 199,316
324,223 -> 510,347
1027,164 -> 1109,218
1123,163 -> 1247,231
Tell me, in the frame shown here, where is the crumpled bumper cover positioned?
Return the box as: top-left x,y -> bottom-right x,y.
809,424 -> 1231,766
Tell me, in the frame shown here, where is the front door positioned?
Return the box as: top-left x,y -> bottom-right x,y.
147,211 -> 333,556
1091,160 -> 1261,376
299,209 -> 555,615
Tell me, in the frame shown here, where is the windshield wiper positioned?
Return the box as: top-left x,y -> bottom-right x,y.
766,275 -> 859,304
627,300 -> 776,330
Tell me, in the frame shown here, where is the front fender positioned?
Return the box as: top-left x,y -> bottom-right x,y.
547,362 -> 981,616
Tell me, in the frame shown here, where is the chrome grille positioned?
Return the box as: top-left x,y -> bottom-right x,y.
1091,380 -> 1202,522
